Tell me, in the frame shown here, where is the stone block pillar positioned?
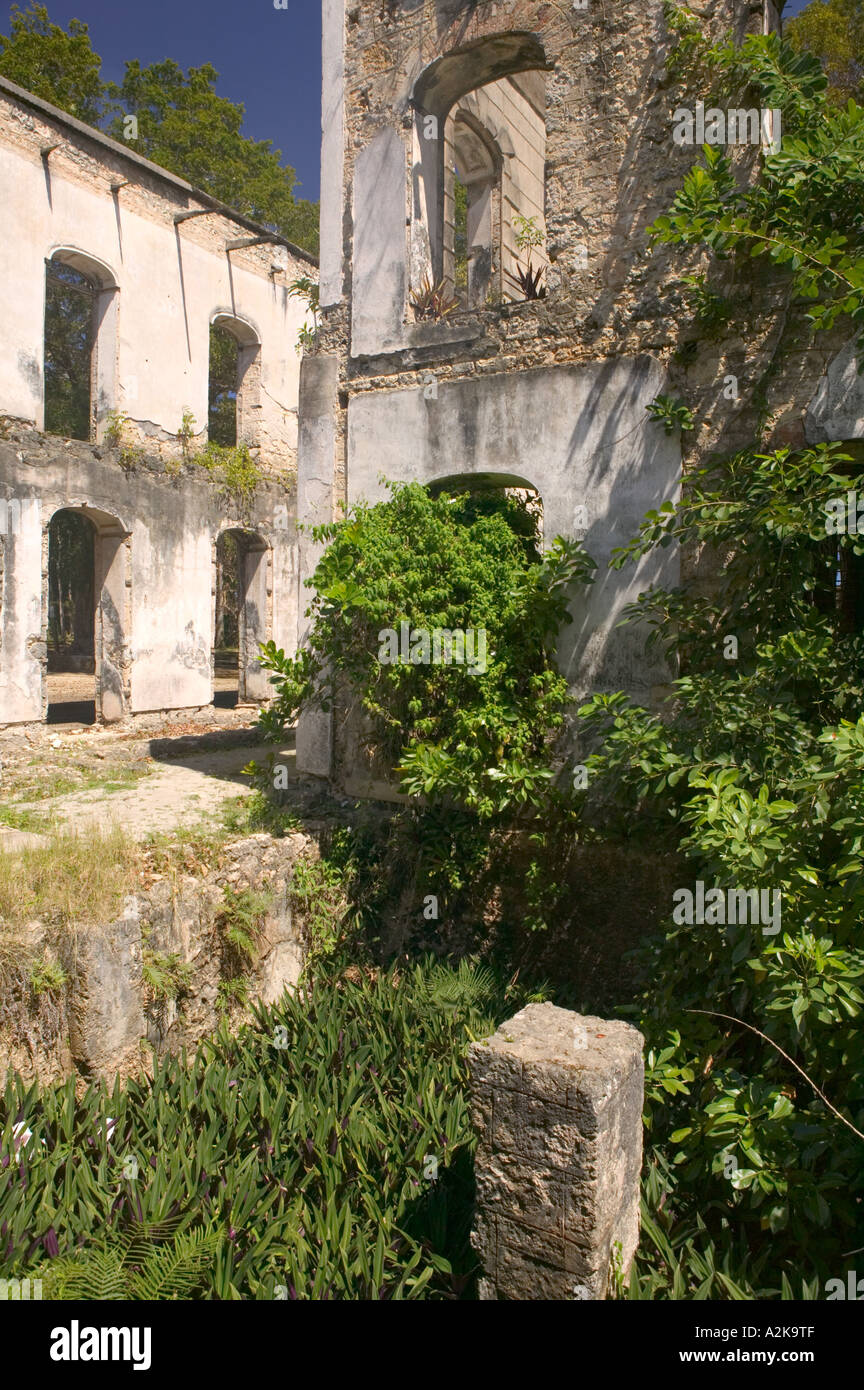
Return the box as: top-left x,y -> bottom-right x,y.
469,1001 -> 644,1300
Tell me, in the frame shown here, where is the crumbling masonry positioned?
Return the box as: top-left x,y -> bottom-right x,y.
295,0 -> 864,787
1,2 -> 863,747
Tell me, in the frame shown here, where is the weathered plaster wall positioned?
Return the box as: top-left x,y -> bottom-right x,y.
0,427 -> 299,726
0,79 -> 316,473
346,358 -> 680,699
296,0 -> 864,782
806,342 -> 864,444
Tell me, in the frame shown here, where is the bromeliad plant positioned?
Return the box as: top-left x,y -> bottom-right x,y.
0,956 -> 519,1300
506,213 -> 547,301
409,275 -> 460,321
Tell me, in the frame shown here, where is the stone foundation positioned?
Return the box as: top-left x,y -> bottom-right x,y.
0,831 -> 315,1086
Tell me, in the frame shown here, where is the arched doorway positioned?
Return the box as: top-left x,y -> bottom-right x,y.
428,472 -> 544,557
47,509 -> 96,722
213,528 -> 270,707
45,505 -> 130,726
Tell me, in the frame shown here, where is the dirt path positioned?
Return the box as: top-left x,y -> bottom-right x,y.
43,742 -> 294,839
0,727 -> 295,847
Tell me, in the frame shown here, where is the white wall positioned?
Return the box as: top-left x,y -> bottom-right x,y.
0,89 -> 315,468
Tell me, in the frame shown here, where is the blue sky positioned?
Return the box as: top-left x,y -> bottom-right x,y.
2,1 -> 324,199
0,1 -> 820,204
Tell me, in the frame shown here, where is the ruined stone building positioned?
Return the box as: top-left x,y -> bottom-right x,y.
3,2 -> 863,755
295,0 -> 864,787
0,76 -> 314,728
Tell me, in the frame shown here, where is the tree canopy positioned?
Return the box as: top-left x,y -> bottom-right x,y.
786,0 -> 864,102
0,2 -> 103,121
0,4 -> 318,253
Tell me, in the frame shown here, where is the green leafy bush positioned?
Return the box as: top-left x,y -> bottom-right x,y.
198,441 -> 262,503
578,443 -> 864,1288
259,481 -> 594,821
575,10 -> 864,1295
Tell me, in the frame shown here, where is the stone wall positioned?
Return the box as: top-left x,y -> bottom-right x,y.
296,0 -> 864,782
0,831 -> 315,1087
0,77 -> 316,474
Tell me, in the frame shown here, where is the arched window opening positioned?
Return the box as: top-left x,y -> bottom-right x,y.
47,509 -> 96,724
209,323 -> 240,447
214,528 -> 270,707
44,250 -> 118,442
44,262 -> 96,441
445,113 -> 500,307
412,35 -> 549,310
427,474 -> 543,560
209,316 -> 261,449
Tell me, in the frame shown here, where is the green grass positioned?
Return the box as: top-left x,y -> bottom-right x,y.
0,804 -> 51,833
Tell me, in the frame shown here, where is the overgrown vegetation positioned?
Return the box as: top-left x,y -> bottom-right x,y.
142,949 -> 193,1005
0,827 -> 139,929
288,276 -> 320,353
588,9 -> 864,1295
216,885 -> 271,1013
259,481 -> 593,826
4,0 -> 864,1306
197,441 -> 262,504
249,13 -> 864,1298
0,957 -> 526,1299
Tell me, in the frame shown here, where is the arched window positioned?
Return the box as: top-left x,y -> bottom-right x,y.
208,315 -> 261,449
412,34 -> 549,308
44,263 -> 95,440
43,250 -> 118,441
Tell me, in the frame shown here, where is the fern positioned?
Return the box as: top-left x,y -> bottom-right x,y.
37,1224 -> 222,1302
41,1248 -> 128,1301
128,1227 -> 222,1301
